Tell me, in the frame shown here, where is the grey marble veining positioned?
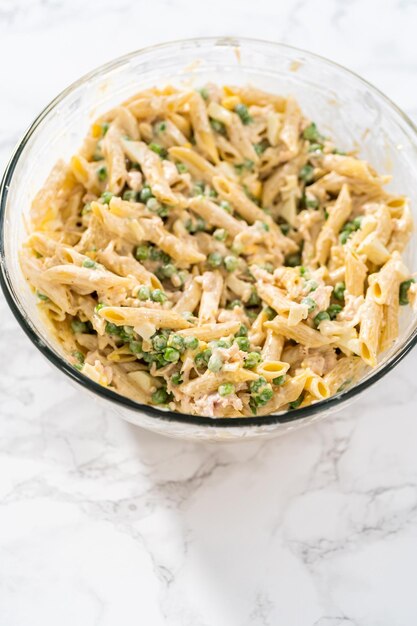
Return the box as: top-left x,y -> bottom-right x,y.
1,1 -> 417,624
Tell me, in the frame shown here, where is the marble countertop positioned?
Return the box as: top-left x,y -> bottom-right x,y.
2,1 -> 417,624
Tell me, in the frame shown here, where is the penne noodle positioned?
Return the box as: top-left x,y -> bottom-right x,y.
98,306 -> 193,330
177,320 -> 241,341
265,317 -> 333,348
358,289 -> 384,366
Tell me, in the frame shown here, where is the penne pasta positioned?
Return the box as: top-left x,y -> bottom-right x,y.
265,317 -> 333,348
358,289 -> 384,366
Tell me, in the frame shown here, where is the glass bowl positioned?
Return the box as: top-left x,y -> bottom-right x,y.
1,37 -> 417,441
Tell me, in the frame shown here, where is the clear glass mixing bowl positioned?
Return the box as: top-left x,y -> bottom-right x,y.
1,37 -> 417,441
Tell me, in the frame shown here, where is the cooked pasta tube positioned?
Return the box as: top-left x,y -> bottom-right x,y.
358,289 -> 384,366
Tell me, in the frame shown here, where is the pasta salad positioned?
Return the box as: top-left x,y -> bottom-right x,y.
21,84 -> 416,417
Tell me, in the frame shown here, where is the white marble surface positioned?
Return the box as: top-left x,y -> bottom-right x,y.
1,1 -> 417,624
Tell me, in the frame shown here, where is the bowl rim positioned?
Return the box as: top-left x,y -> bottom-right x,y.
1,35 -> 417,429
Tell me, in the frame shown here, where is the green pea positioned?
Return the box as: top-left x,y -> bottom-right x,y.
207,187 -> 218,198
305,196 -> 319,209
198,87 -> 209,100
339,219 -> 361,244
97,166 -> 107,181
138,285 -> 151,301
305,279 -> 318,292
280,223 -> 290,236
399,279 -> 415,305
299,164 -> 315,183
207,353 -> 223,373
135,245 -> 149,261
301,297 -> 317,313
105,322 -> 120,335
224,255 -> 238,272
302,122 -> 324,143
195,349 -> 212,368
289,393 -> 304,410
171,372 -> 183,385
147,197 -> 162,213
262,262 -> 274,274
308,143 -> 323,153
101,122 -> 110,136
164,347 -> 180,363
71,319 -> 88,334
151,388 -> 169,404
152,334 -> 168,352
213,228 -> 228,241
151,289 -> 167,303
181,311 -> 196,323
339,229 -> 352,245
218,383 -> 235,396
327,304 -> 343,320
184,336 -> 199,350
246,308 -> 258,321
250,377 -> 267,393
123,190 -> 138,201
210,119 -> 226,135
235,324 -> 248,337
185,219 -> 195,233
257,386 -> 273,405
254,140 -> 268,155
82,259 -> 96,269
149,142 -> 167,158
333,282 -> 346,301
94,303 -> 105,313
36,292 -> 49,301
264,306 -> 276,320
149,247 -> 163,261
129,340 -> 143,354
234,103 -> 252,125
247,290 -> 261,307
235,336 -> 250,351
167,334 -> 185,351
227,299 -> 242,309
156,121 -> 166,133
220,200 -> 233,213
81,203 -> 92,216
195,217 -> 206,231
161,263 -> 177,278
121,326 -> 135,339
314,311 -> 331,327
73,350 -> 85,364
216,339 -> 232,349
176,162 -> 188,174
244,352 -> 262,369
231,240 -> 244,255
273,375 -> 285,386
208,252 -> 223,268
139,186 -> 153,202
192,181 -> 205,196
100,191 -> 113,205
